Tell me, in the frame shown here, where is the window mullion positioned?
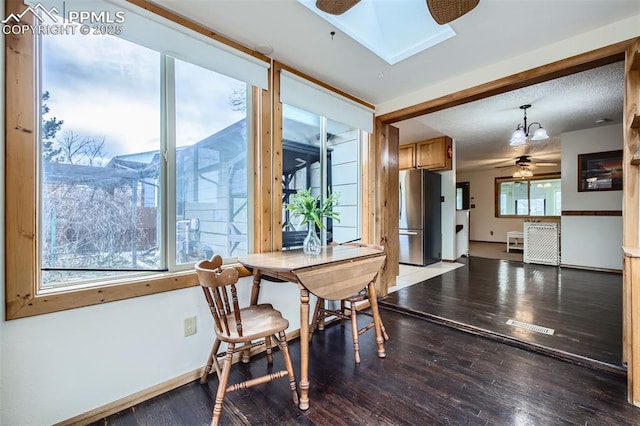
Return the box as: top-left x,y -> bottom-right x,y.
320,116 -> 328,244
163,55 -> 177,270
357,130 -> 362,240
246,85 -> 255,255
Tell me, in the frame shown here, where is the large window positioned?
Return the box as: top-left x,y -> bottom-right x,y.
39,30 -> 249,290
40,31 -> 163,288
5,0 -> 265,318
277,68 -> 373,249
281,105 -> 362,248
496,176 -> 561,217
174,60 -> 249,265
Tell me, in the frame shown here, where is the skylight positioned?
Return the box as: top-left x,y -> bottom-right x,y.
297,0 -> 456,65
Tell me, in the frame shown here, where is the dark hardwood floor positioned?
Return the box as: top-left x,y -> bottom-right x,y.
93,309 -> 639,425
381,256 -> 623,371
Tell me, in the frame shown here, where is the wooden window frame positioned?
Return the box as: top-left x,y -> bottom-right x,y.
4,0 -> 269,320
494,173 -> 561,219
271,61 -> 376,252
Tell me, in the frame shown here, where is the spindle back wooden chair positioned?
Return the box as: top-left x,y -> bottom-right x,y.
196,256 -> 298,425
309,242 -> 389,364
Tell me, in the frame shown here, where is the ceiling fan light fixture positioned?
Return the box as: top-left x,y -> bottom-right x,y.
513,165 -> 533,178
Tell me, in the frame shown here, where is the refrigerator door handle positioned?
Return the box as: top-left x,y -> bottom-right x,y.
399,230 -> 418,236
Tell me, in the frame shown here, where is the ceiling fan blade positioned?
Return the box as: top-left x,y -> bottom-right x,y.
426,0 -> 479,25
316,0 -> 360,15
495,155 -> 558,169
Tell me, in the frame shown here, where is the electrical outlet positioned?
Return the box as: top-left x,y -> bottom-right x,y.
184,316 -> 197,337
490,231 -> 494,236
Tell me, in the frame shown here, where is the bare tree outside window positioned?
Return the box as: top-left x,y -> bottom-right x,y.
41,92 -> 161,287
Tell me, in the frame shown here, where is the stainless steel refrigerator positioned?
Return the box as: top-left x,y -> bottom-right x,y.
399,169 -> 442,266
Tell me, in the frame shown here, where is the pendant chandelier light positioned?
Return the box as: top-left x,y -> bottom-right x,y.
509,104 -> 549,146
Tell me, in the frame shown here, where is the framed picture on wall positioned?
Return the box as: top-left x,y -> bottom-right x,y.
577,150 -> 623,192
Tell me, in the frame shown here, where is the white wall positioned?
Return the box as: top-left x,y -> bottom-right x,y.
439,169 -> 456,261
561,216 -> 622,269
456,167 -> 560,243
561,124 -> 623,270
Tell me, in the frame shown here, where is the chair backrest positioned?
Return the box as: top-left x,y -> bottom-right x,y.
195,256 -> 242,337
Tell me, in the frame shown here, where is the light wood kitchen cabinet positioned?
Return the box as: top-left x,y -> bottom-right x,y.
399,144 -> 415,170
416,136 -> 452,171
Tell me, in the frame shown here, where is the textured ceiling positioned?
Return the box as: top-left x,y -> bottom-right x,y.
395,61 -> 625,170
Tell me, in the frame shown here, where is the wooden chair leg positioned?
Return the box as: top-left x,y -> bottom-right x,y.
367,282 -> 386,359
265,335 -> 273,364
274,331 -> 299,405
211,343 -> 235,426
350,300 -> 361,364
340,300 -> 346,325
380,317 -> 390,341
317,298 -> 326,331
201,338 -> 221,384
367,289 -> 389,342
309,297 -> 324,342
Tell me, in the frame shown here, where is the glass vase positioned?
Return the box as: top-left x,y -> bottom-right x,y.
303,226 -> 321,255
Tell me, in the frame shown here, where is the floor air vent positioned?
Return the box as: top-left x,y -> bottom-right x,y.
506,319 -> 555,335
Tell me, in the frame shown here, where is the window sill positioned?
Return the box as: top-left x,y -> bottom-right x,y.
7,264 -> 253,320
495,215 -> 561,219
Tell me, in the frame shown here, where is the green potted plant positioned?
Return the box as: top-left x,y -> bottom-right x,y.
285,188 -> 340,254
